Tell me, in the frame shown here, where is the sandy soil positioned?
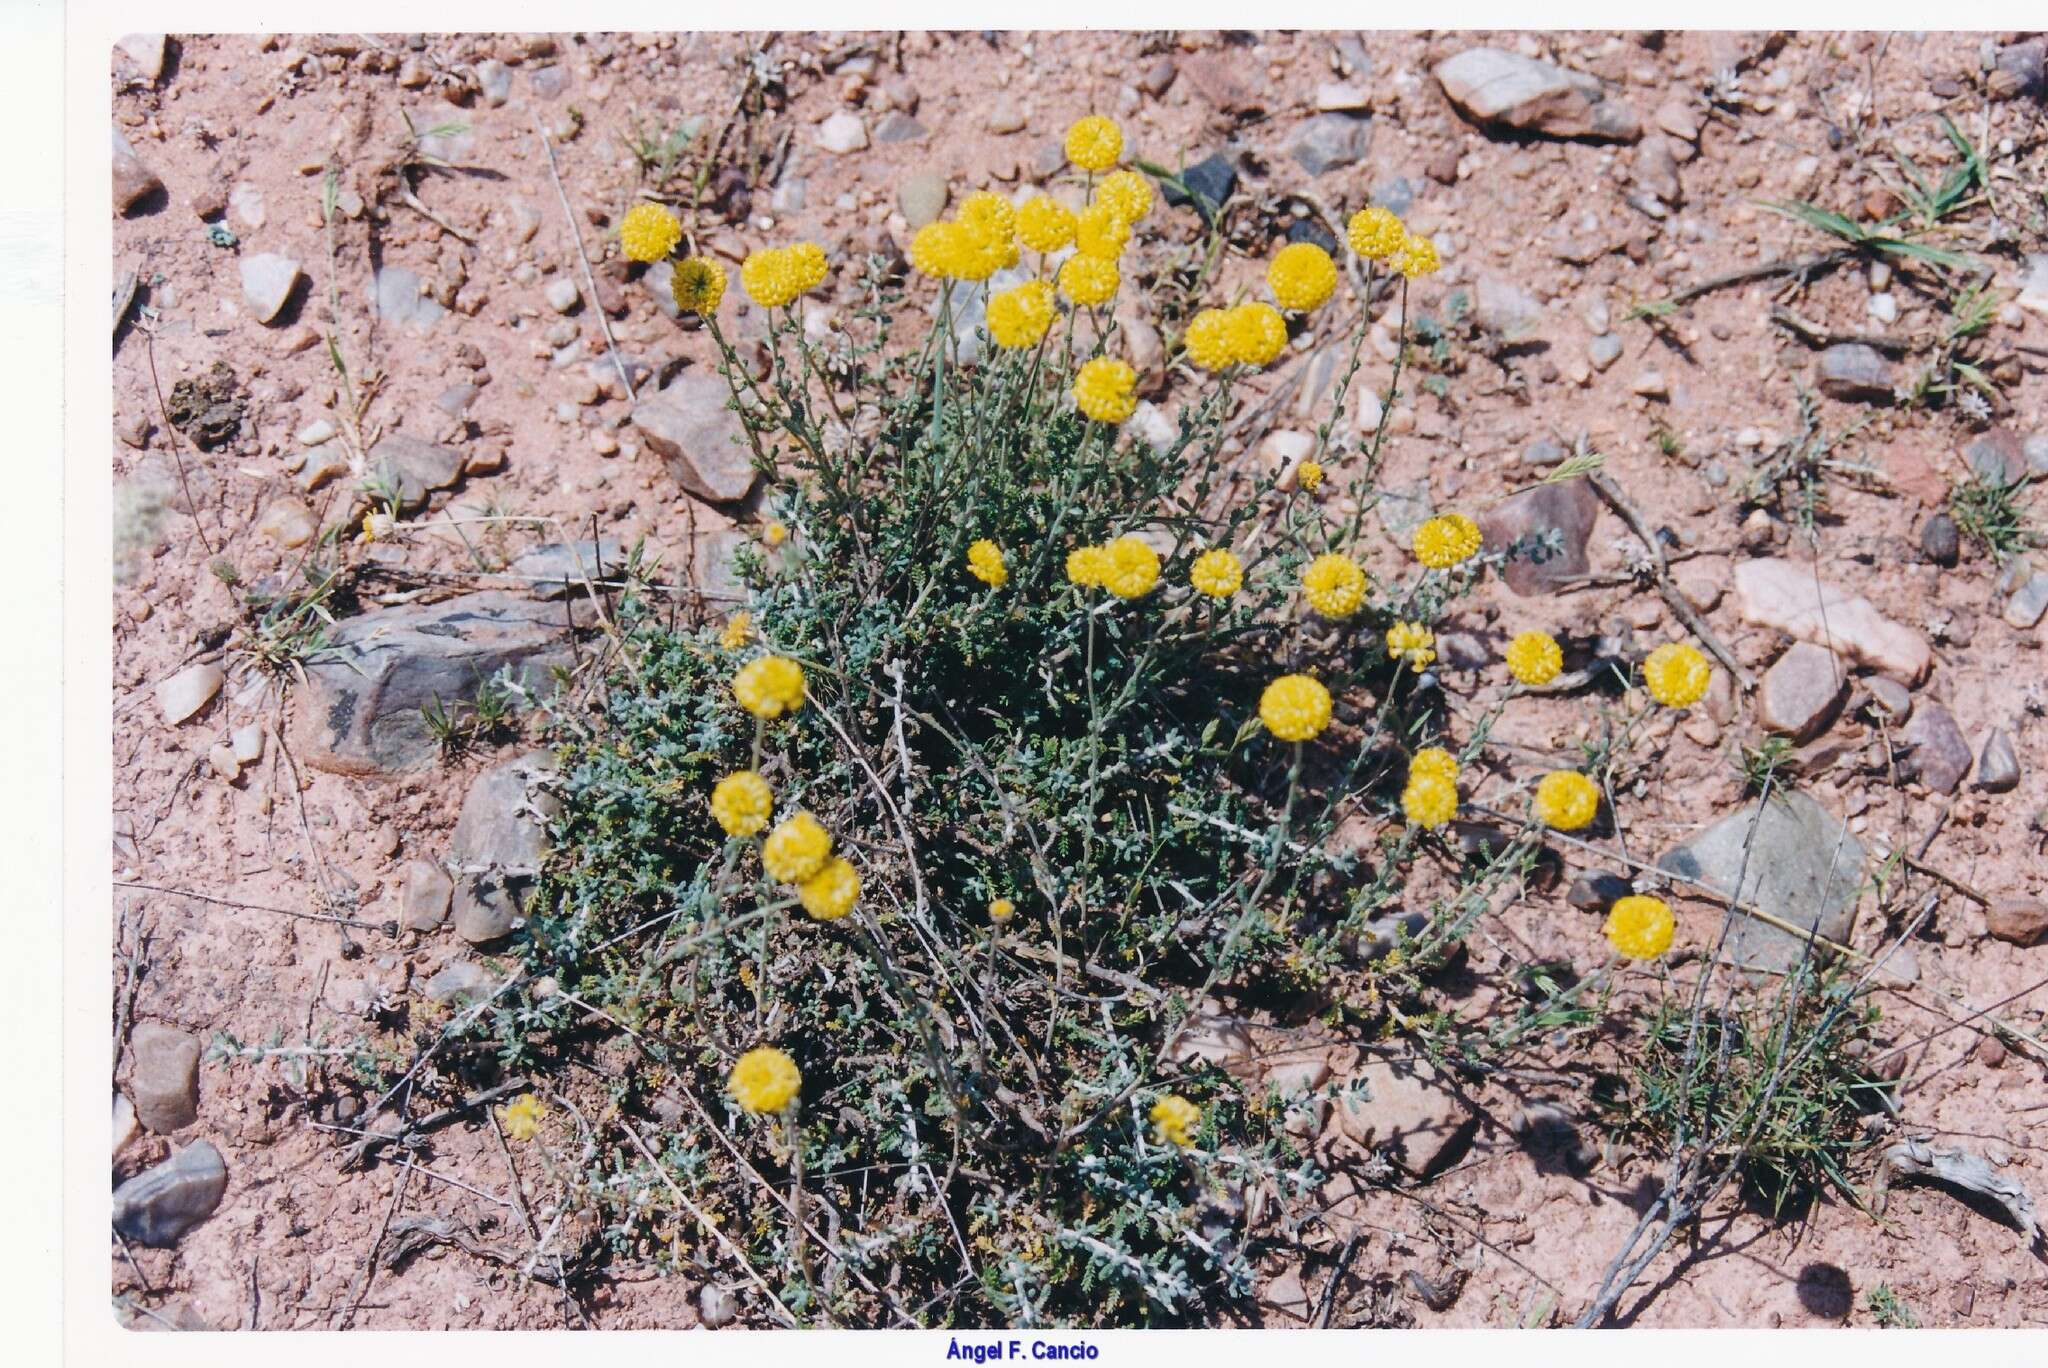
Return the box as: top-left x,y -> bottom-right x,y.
108,29 -> 2047,1330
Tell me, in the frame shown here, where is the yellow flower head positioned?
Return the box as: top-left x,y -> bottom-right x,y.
1057,253 -> 1120,308
1296,460 -> 1324,492
1189,547 -> 1243,599
1412,513 -> 1483,569
1182,309 -> 1236,373
719,611 -> 752,652
732,655 -> 807,720
1096,169 -> 1154,224
1505,630 -> 1563,687
910,221 -> 964,280
1395,234 -> 1441,279
1065,115 -> 1123,172
359,510 -> 396,544
1072,356 -> 1137,424
762,811 -> 833,885
1301,553 -> 1367,619
786,241 -> 829,293
1225,302 -> 1288,368
1642,642 -> 1712,709
955,214 -> 1015,280
1401,772 -> 1458,830
958,191 -> 1015,238
1017,196 -> 1077,253
1075,203 -> 1131,260
967,538 -> 1008,587
1260,673 -> 1333,742
1149,1093 -> 1200,1148
985,279 -> 1056,349
499,1093 -> 546,1142
1386,620 -> 1436,673
1604,895 -> 1676,961
671,256 -> 727,315
740,247 -> 804,308
1102,535 -> 1161,599
710,770 -> 774,838
988,897 -> 1016,923
1410,746 -> 1459,786
1066,545 -> 1111,588
1346,206 -> 1407,262
619,202 -> 683,263
728,1046 -> 801,1115
798,856 -> 861,921
1267,242 -> 1338,312
762,520 -> 788,548
1533,771 -> 1601,831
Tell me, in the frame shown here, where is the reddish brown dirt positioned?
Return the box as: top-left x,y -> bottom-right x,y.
110,30 -> 2047,1330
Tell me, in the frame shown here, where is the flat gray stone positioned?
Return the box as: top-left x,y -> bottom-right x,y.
239,253 -> 302,324
873,112 -> 927,144
1817,343 -> 1896,402
1376,483 -> 1434,544
1588,333 -> 1623,371
1658,791 -> 1865,973
1900,703 -> 1972,795
816,112 -> 868,155
113,1141 -> 227,1247
1478,477 -> 1600,595
2007,573 -> 2048,630
897,171 -> 949,230
1289,112 -> 1373,176
399,859 -> 453,932
632,375 -> 759,504
156,661 -> 223,726
116,33 -> 167,82
507,539 -> 626,599
129,1022 -> 201,1134
1964,429 -> 2027,485
294,592 -> 578,774
423,960 -> 497,1004
367,434 -> 464,511
1433,48 -> 1641,142
1975,729 -> 2020,794
1757,641 -> 1848,743
1331,1057 -> 1477,1177
696,528 -> 751,605
450,751 -> 561,943
1734,558 -> 1932,684
371,264 -> 446,331
1474,275 -> 1545,342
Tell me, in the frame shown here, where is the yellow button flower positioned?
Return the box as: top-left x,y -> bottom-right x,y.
719,611 -> 752,652
762,520 -> 788,547
1183,309 -> 1235,372
728,1046 -> 801,1115
1268,242 -> 1338,311
1642,642 -> 1712,709
671,256 -> 726,315
740,247 -> 803,308
1065,545 -> 1111,588
1346,205 -> 1407,262
1072,356 -> 1137,424
910,221 -> 964,280
499,1092 -> 546,1142
988,897 -> 1016,923
1017,196 -> 1077,253
762,811 -> 833,884
797,856 -> 860,921
710,770 -> 774,838
1386,620 -> 1436,673
1102,535 -> 1160,599
1533,771 -> 1601,831
1505,630 -> 1563,687
1149,1093 -> 1200,1148
958,190 -> 1015,237
1296,460 -> 1323,492
1604,895 -> 1676,961
1075,203 -> 1131,260
732,655 -> 807,719
1260,674 -> 1332,742
1401,772 -> 1458,830
786,241 -> 828,293
1225,302 -> 1287,368
1301,552 -> 1367,619
1409,746 -> 1459,786
967,538 -> 1008,587
619,202 -> 682,263
955,215 -> 1014,280
985,280 -> 1055,349
1064,115 -> 1123,172
1057,253 -> 1120,308
1395,234 -> 1441,279
1412,513 -> 1483,569
1189,547 -> 1243,599
1095,169 -> 1154,224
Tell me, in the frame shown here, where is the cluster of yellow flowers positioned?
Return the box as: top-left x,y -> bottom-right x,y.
718,655 -> 860,921
732,654 -> 807,720
1385,620 -> 1436,674
1401,746 -> 1459,830
966,538 -> 1008,587
498,1092 -> 547,1142
988,896 -> 1016,924
740,241 -> 829,310
614,201 -> 730,317
1267,241 -> 1339,312
1412,513 -> 1483,570
1642,642 -> 1712,709
1066,535 -> 1161,599
1505,629 -> 1563,687
986,279 -> 1057,349
729,1045 -> 802,1116
1149,1093 -> 1201,1148
618,201 -> 684,263
1259,674 -> 1332,742
1301,552 -> 1367,619
1343,203 -> 1442,280
1183,302 -> 1289,373
1533,770 -> 1601,831
911,190 -> 1024,283
1604,894 -> 1675,961
1188,547 -> 1243,599
1072,356 -> 1138,423
1296,460 -> 1324,492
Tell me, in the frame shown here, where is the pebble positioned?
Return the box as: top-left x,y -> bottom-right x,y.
113,1141 -> 228,1247
1974,729 -> 2021,793
1900,704 -> 1973,795
299,445 -> 351,492
1566,871 -> 1631,911
2005,572 -> 2048,629
239,253 -> 302,324
156,662 -> 224,726
399,860 -> 453,933
231,724 -> 265,764
699,1283 -> 740,1329
255,498 -> 317,548
424,960 -> 496,1004
1630,369 -> 1668,398
544,278 -> 581,314
1817,343 -> 1896,402
897,171 -> 948,230
1867,292 -> 1898,324
1289,112 -> 1373,177
986,99 -> 1026,134
816,112 -> 869,155
1863,676 -> 1913,725
873,112 -> 927,144
129,1022 -> 202,1133
112,131 -> 162,213
1986,899 -> 2048,947
1920,511 -> 1960,567
229,182 -> 266,230
1757,642 -> 1849,742
297,418 -> 336,446
1588,334 -> 1623,371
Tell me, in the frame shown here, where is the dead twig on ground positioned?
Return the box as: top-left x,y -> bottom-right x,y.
532,114 -> 636,404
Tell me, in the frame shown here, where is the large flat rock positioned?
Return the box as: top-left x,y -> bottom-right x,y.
1734,557 -> 1931,684
1658,790 -> 1866,973
631,373 -> 759,504
1433,48 -> 1641,143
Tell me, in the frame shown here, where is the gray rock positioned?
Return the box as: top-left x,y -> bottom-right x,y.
699,1283 -> 740,1329
1989,38 -> 2046,101
1513,1101 -> 1598,1173
1376,482 -> 1434,544
897,171 -> 949,230
1160,152 -> 1237,219
367,434 -> 464,511
642,258 -> 680,319
423,960 -> 498,1004
1757,642 -> 1848,743
2025,433 -> 2048,478
930,266 -> 1031,367
1523,437 -> 1569,468
1658,791 -> 1865,973
294,592 -> 578,774
1432,48 -> 1641,142
632,374 -> 759,504
1474,276 -> 1544,342
1370,177 -> 1415,215
128,1022 -> 201,1134
986,98 -> 1026,134
436,383 -> 478,418
476,58 -> 512,106
1289,112 -> 1373,176
507,539 -> 626,599
1974,729 -> 2020,794
116,32 -> 167,83
1964,429 -> 2027,485
2006,573 -> 2048,630
1165,1010 -> 1254,1075
1331,1057 -> 1478,1177
1817,343 -> 1896,402
816,112 -> 868,155
1566,871 -> 1631,911
113,1141 -> 227,1247
1478,477 -> 1600,595
450,750 -> 561,943
544,278 -> 581,314
1633,133 -> 1682,205
156,662 -> 223,726
1587,334 -> 1623,371
1900,704 -> 1972,795
1863,676 -> 1913,725
371,265 -> 446,331
1350,909 -> 1427,962
399,859 -> 453,932
239,253 -> 302,324
1920,511 -> 1960,567
112,131 -> 162,214
1734,558 -> 1932,684
1138,56 -> 1178,98
873,112 -> 927,144
529,65 -> 568,100
113,1093 -> 138,1157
